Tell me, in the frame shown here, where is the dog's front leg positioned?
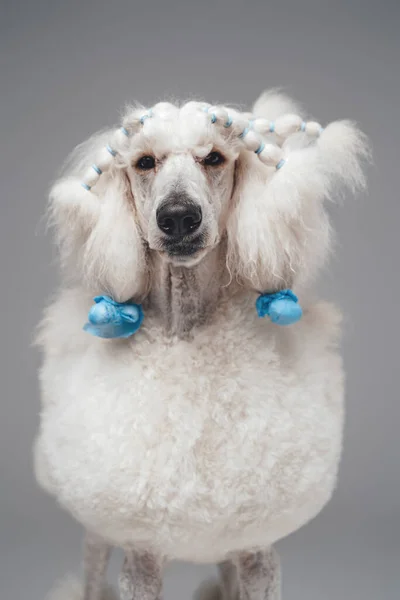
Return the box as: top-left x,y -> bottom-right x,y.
218,559 -> 239,600
83,531 -> 111,600
118,550 -> 164,600
227,548 -> 280,600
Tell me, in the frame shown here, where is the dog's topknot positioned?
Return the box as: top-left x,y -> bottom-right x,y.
79,101 -> 325,194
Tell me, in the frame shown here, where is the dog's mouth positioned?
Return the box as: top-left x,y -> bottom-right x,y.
166,241 -> 202,256
156,235 -> 210,265
163,234 -> 205,255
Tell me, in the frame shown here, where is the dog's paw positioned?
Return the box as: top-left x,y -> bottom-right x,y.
46,575 -> 117,600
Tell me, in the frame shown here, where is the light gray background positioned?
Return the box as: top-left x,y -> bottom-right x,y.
1,1 -> 399,598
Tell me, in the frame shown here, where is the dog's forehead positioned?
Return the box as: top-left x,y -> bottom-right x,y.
137,103 -> 223,156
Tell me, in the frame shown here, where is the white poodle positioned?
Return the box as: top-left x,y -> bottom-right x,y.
34,90 -> 369,600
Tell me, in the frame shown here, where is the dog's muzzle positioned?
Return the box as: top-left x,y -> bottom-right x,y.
156,194 -> 204,256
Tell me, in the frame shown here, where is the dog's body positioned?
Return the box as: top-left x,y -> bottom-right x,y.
35,285 -> 343,564
34,91 -> 368,599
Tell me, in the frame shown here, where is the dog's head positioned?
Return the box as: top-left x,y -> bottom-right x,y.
49,92 -> 369,301
122,102 -> 239,268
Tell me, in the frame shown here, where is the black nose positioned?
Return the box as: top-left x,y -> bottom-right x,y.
156,202 -> 202,237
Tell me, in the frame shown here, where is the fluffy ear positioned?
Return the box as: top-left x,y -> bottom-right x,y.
48,132 -> 149,302
226,120 -> 370,292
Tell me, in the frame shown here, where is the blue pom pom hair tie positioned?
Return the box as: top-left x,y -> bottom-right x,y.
84,290 -> 301,339
256,289 -> 303,326
84,296 -> 144,339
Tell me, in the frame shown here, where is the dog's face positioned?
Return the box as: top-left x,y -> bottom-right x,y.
124,103 -> 238,267
49,96 -> 368,302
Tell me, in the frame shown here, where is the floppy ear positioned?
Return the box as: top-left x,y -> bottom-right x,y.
226,120 -> 370,292
48,132 -> 150,302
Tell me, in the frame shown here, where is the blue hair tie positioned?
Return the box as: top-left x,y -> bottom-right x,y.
203,106 -> 217,123
83,289 -> 301,339
255,141 -> 265,155
106,145 -> 117,157
275,158 -> 286,170
84,296 -> 144,339
140,109 -> 152,124
256,289 -> 302,326
238,127 -> 250,139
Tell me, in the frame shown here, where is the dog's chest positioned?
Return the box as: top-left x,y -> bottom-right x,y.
37,299 -> 344,557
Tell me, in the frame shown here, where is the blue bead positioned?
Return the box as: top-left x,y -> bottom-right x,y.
269,122 -> 275,133
92,164 -> 102,175
81,182 -> 91,191
120,126 -> 129,137
300,121 -> 306,132
224,116 -> 233,128
276,159 -> 286,170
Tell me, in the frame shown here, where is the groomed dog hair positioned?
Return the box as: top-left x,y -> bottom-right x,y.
47,91 -> 370,301
37,91 -> 371,600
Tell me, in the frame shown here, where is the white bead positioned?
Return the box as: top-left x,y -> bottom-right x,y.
122,115 -> 142,132
94,147 -> 115,172
232,115 -> 250,136
252,118 -> 271,134
274,114 -> 303,137
242,130 -> 262,152
82,167 -> 101,187
257,144 -> 283,166
305,121 -> 322,136
212,106 -> 229,123
112,128 -> 130,147
197,102 -> 210,113
203,105 -> 216,123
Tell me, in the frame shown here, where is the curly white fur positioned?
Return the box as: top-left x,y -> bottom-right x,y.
35,90 -> 370,598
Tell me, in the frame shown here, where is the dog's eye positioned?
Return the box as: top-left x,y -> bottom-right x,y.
136,155 -> 156,170
203,151 -> 226,167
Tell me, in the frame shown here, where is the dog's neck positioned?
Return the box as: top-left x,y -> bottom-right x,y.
146,239 -> 232,338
